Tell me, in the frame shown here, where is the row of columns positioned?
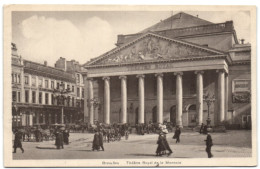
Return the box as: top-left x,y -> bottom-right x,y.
87,70 -> 228,126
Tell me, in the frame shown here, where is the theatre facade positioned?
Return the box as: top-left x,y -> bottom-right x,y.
83,12 -> 251,129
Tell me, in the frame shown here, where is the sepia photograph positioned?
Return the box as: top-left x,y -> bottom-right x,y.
3,5 -> 257,167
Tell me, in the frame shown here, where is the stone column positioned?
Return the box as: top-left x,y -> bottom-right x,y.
195,71 -> 204,126
103,77 -> 110,124
225,74 -> 229,120
155,73 -> 163,124
217,70 -> 225,124
119,76 -> 127,124
174,72 -> 183,127
137,74 -> 145,124
88,78 -> 94,125
83,76 -> 89,123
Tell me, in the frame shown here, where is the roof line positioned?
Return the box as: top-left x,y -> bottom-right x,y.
86,32 -> 225,66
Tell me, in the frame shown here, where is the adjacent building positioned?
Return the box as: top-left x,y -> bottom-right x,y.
11,44 -> 85,127
83,12 -> 251,129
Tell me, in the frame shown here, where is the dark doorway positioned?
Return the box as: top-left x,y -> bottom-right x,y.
152,106 -> 157,123
135,107 -> 139,124
170,105 -> 176,126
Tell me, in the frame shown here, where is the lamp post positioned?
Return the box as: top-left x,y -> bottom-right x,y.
87,97 -> 100,124
53,82 -> 71,124
203,93 -> 215,127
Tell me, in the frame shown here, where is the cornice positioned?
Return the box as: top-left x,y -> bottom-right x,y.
85,55 -> 227,69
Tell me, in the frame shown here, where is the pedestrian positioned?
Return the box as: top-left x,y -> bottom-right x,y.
160,124 -> 172,156
63,129 -> 70,145
13,129 -> 24,153
125,130 -> 129,140
59,130 -> 64,149
99,130 -> 104,151
92,130 -> 100,151
203,125 -> 208,134
173,126 -> 181,143
199,123 -> 204,134
156,132 -> 166,156
204,134 -> 213,158
55,130 -> 61,149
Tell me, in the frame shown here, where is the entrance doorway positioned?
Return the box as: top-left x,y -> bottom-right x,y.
170,105 -> 176,126
242,115 -> 251,129
152,106 -> 157,123
188,104 -> 197,127
135,107 -> 139,124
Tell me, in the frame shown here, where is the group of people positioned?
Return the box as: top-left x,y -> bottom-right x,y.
54,128 -> 70,149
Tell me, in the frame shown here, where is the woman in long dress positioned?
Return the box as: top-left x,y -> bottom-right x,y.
156,132 -> 166,156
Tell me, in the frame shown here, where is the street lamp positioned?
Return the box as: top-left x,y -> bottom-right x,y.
53,82 -> 71,124
87,97 -> 100,124
203,93 -> 215,127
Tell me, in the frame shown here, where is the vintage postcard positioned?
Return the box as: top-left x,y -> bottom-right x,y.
3,5 -> 257,167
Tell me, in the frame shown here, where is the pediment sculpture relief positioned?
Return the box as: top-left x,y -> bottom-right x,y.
99,36 -> 212,64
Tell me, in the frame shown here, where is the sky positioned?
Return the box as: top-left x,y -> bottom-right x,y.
12,11 -> 251,67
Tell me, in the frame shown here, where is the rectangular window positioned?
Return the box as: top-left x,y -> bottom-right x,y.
45,80 -> 49,88
25,90 -> 29,103
12,74 -> 14,83
57,82 -> 60,89
77,88 -> 80,97
72,97 -> 74,107
67,97 -> 70,107
38,78 -> 43,87
31,77 -> 36,87
67,84 -> 70,90
24,76 -> 29,85
15,74 -> 17,83
32,91 -> 36,103
72,85 -> 74,92
51,94 -> 54,105
17,74 -> 20,83
12,91 -> 17,102
154,77 -> 157,96
77,101 -> 80,108
45,93 -> 49,105
82,89 -> 84,98
51,81 -> 54,89
39,92 -> 42,104
17,92 -> 20,102
76,74 -> 80,83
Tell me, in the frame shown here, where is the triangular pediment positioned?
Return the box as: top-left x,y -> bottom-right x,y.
87,32 -> 224,66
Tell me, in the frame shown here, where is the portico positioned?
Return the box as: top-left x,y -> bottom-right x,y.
83,32 -> 229,127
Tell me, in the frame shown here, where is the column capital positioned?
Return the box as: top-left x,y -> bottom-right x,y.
136,74 -> 145,78
155,73 -> 163,77
174,72 -> 183,76
195,70 -> 204,75
216,69 -> 226,74
102,76 -> 110,81
119,75 -> 127,80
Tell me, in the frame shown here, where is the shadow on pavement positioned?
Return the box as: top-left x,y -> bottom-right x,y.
36,146 -> 57,149
126,153 -> 156,157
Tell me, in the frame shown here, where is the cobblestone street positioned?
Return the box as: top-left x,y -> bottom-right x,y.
13,130 -> 252,159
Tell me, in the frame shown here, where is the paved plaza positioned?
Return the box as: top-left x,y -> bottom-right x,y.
13,130 -> 252,160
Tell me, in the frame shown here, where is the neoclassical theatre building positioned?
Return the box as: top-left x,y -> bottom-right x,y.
83,12 -> 251,129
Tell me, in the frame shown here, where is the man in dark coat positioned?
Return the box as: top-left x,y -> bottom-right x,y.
13,129 -> 24,153
204,134 -> 213,158
63,130 -> 69,145
173,127 -> 181,143
59,131 -> 64,149
92,130 -> 100,151
55,131 -> 61,149
199,123 -> 204,134
99,131 -> 104,151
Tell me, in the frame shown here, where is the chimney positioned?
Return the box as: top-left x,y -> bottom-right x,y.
241,39 -> 245,44
44,61 -> 47,66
